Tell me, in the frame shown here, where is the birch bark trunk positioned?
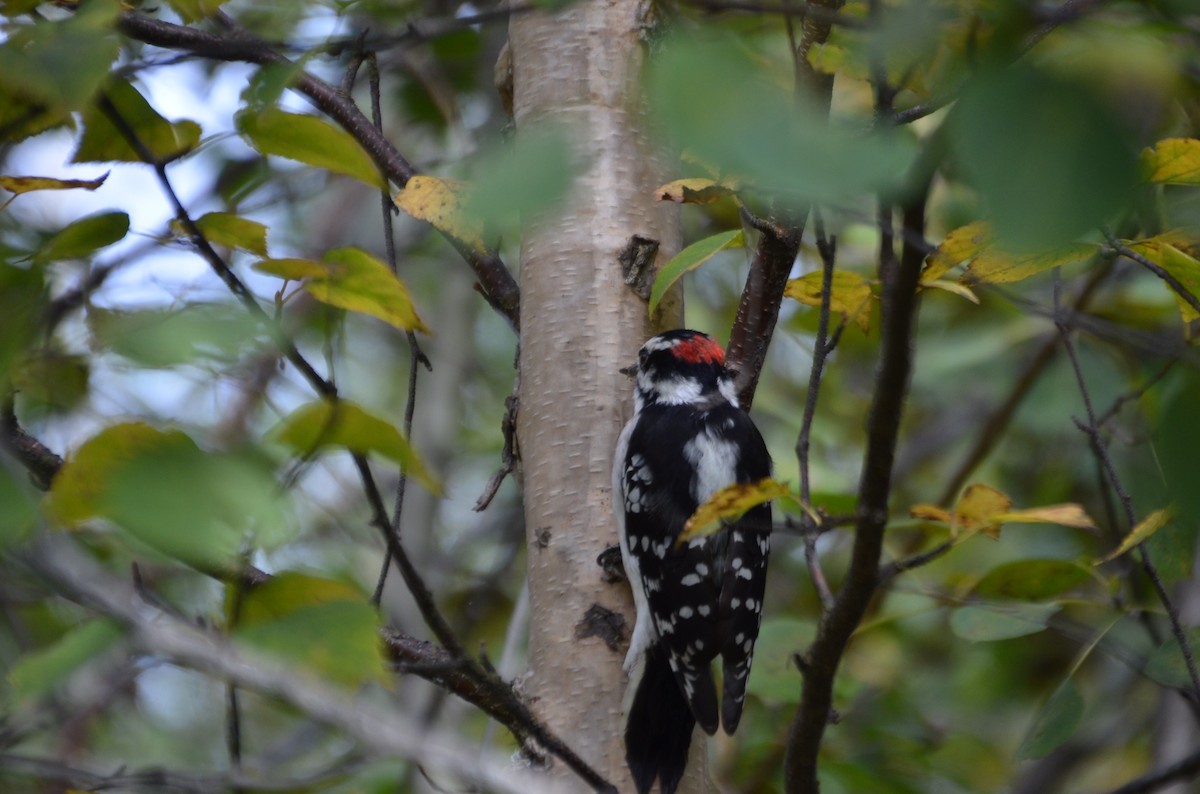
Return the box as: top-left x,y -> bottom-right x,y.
508,2 -> 693,789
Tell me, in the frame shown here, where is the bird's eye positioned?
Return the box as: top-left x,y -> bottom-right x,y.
638,349 -> 649,368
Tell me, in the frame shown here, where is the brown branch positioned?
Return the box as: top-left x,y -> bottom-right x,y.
795,214 -> 838,611
784,167 -> 932,794
115,12 -> 521,330
21,533 -> 559,794
1053,276 -> 1200,712
1,402 -> 63,490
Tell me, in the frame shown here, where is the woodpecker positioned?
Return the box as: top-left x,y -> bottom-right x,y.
612,329 -> 773,794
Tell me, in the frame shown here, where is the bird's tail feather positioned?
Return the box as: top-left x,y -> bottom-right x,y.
625,642 -> 696,794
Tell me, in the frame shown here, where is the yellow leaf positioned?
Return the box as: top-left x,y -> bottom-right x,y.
920,279 -> 980,303
1126,233 -> 1200,322
784,270 -> 873,333
394,175 -> 485,254
1139,138 -> 1200,185
677,478 -> 789,546
0,173 -> 108,194
964,242 -> 1098,285
992,504 -> 1096,530
253,249 -> 428,333
953,483 -> 1013,539
1095,507 -> 1174,565
252,258 -> 327,280
653,178 -> 738,204
923,221 -> 990,283
910,503 -> 953,523
233,572 -> 364,627
271,399 -> 441,495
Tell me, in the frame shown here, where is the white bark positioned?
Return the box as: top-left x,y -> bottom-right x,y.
509,1 -> 691,789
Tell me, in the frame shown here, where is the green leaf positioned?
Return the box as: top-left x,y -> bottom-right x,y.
233,571 -> 366,626
237,108 -> 386,189
36,211 -> 129,262
165,0 -> 232,23
1144,629 -> 1200,690
271,399 -> 440,494
48,424 -> 288,570
254,248 -> 428,333
0,461 -> 38,548
973,559 -> 1091,601
0,0 -> 120,112
88,303 -> 267,368
0,85 -> 73,144
74,79 -> 201,164
1017,680 -> 1084,760
647,35 -> 916,204
949,63 -> 1138,251
745,618 -> 816,704
648,229 -> 743,316
47,423 -> 174,526
8,619 -> 123,703
193,212 -> 268,256
235,600 -> 388,688
464,126 -> 576,234
1150,371 -> 1200,582
949,603 -> 1059,642
12,350 -> 90,413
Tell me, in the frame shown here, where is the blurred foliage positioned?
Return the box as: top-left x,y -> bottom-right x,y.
1,0 -> 1200,793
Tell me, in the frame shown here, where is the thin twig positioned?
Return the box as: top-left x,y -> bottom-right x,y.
1103,230 -> 1200,319
115,11 -> 521,330
795,211 -> 837,611
1053,274 -> 1200,714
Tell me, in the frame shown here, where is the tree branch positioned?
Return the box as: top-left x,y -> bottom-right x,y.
21,532 -> 563,794
115,11 -> 521,330
784,169 -> 931,794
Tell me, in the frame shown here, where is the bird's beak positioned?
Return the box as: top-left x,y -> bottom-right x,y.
619,364 -> 638,378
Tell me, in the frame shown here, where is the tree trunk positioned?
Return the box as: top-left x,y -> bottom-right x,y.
509,2 -> 687,790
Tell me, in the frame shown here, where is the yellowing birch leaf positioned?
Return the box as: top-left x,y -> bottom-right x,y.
1126,234 -> 1200,322
653,178 -> 738,204
252,258 -> 327,280
1139,138 -> 1200,185
921,279 -> 980,303
784,270 -> 873,333
953,483 -> 1012,538
193,212 -> 268,256
677,478 -> 789,545
253,248 -> 428,333
271,399 -> 440,494
0,172 -> 108,194
923,221 -> 990,282
964,242 -> 1099,285
394,175 -> 485,254
910,504 -> 953,523
1095,507 -> 1173,565
993,504 -> 1096,530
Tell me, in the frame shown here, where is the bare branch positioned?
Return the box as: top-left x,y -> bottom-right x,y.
21,533 -> 565,794
1053,275 -> 1200,713
115,11 -> 521,330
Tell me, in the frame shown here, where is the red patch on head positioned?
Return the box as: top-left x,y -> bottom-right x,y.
673,335 -> 725,365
